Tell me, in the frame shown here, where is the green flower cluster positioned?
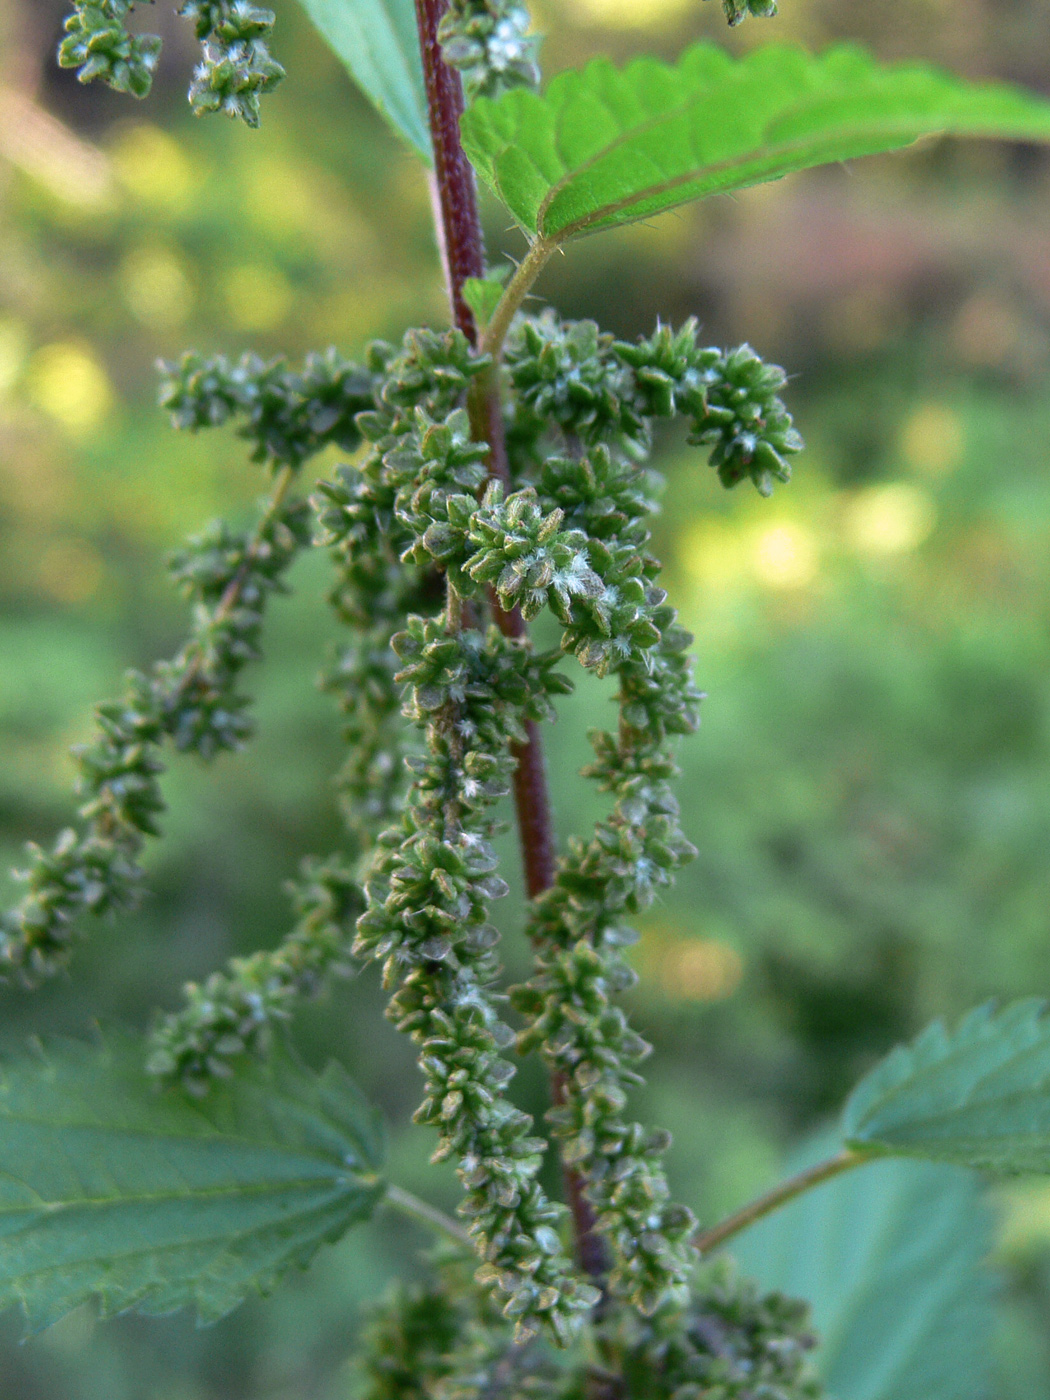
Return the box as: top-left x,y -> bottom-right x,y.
713,0 -> 778,24
352,1254 -> 574,1400
353,1258 -> 824,1400
353,617 -> 592,1344
8,293 -> 806,1359
58,0 -> 285,122
315,333 -> 490,835
610,1264 -> 823,1400
146,331 -> 489,1088
0,491 -> 308,984
183,1 -> 284,126
438,0 -> 541,100
158,347 -> 376,469
58,1 -> 161,98
506,315 -> 803,496
475,446 -> 703,1315
147,855 -> 363,1090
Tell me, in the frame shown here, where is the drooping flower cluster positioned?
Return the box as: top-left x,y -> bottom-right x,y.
158,347 -> 376,468
438,0 -> 541,100
0,492 -> 309,984
353,617 -> 594,1343
58,1 -> 161,98
506,314 -> 802,497
59,1 -> 285,122
713,0 -> 778,24
608,1263 -> 823,1400
352,1256 -> 825,1400
7,299 -> 804,1357
147,855 -> 364,1090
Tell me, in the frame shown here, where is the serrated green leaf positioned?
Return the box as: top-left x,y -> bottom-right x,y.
731,1148 -> 995,1400
0,1037 -> 385,1332
296,0 -> 430,160
460,43 -> 1050,241
843,999 -> 1050,1171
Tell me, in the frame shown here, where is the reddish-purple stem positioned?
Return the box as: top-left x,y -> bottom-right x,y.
415,0 -> 483,339
413,0 -> 608,1283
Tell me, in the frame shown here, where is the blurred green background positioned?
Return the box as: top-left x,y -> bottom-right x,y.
4,0 -> 1050,1394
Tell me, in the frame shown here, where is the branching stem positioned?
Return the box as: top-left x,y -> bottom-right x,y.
692,1147 -> 867,1255
480,236 -> 556,363
384,1183 -> 473,1248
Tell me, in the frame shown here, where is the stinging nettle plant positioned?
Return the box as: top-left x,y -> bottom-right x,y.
8,0 -> 1050,1393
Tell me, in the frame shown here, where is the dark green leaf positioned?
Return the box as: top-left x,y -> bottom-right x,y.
460,43 -> 1050,241
731,1149 -> 995,1400
843,999 -> 1050,1171
296,0 -> 430,160
0,1037 -> 385,1332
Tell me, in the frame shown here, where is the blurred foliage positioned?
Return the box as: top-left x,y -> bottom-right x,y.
5,0 -> 1050,1394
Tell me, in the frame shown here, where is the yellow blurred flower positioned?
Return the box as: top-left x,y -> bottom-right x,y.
659,938 -> 744,1003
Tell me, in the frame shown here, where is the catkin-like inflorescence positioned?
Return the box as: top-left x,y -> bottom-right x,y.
0,493 -> 309,984
709,0 -> 778,25
159,348 -> 377,469
148,330 -> 495,1090
58,1 -> 162,97
481,445 -> 702,1315
608,1262 -> 824,1400
438,0 -> 540,100
148,855 -> 364,1091
58,0 -> 285,121
180,1 -> 284,125
353,619 -> 593,1344
506,314 -> 803,497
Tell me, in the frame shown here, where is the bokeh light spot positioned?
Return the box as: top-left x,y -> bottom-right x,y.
111,125 -> 195,213
120,246 -> 194,329
752,522 -> 819,588
901,403 -> 964,475
564,0 -> 694,26
659,939 -> 745,1003
26,342 -> 113,435
223,264 -> 294,331
844,482 -> 936,555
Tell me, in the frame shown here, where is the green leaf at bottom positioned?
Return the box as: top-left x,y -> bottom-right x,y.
731,1150 -> 994,1400
0,1037 -> 385,1332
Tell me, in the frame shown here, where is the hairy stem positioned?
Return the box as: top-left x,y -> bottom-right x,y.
479,236 -> 556,363
384,1183 -> 473,1248
413,0 -> 608,1286
692,1148 -> 867,1255
416,0 -> 484,339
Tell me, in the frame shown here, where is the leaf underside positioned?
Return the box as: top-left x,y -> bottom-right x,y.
296,0 -> 431,160
844,998 -> 1050,1172
732,1150 -> 994,1400
0,1038 -> 385,1333
460,43 -> 1050,241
